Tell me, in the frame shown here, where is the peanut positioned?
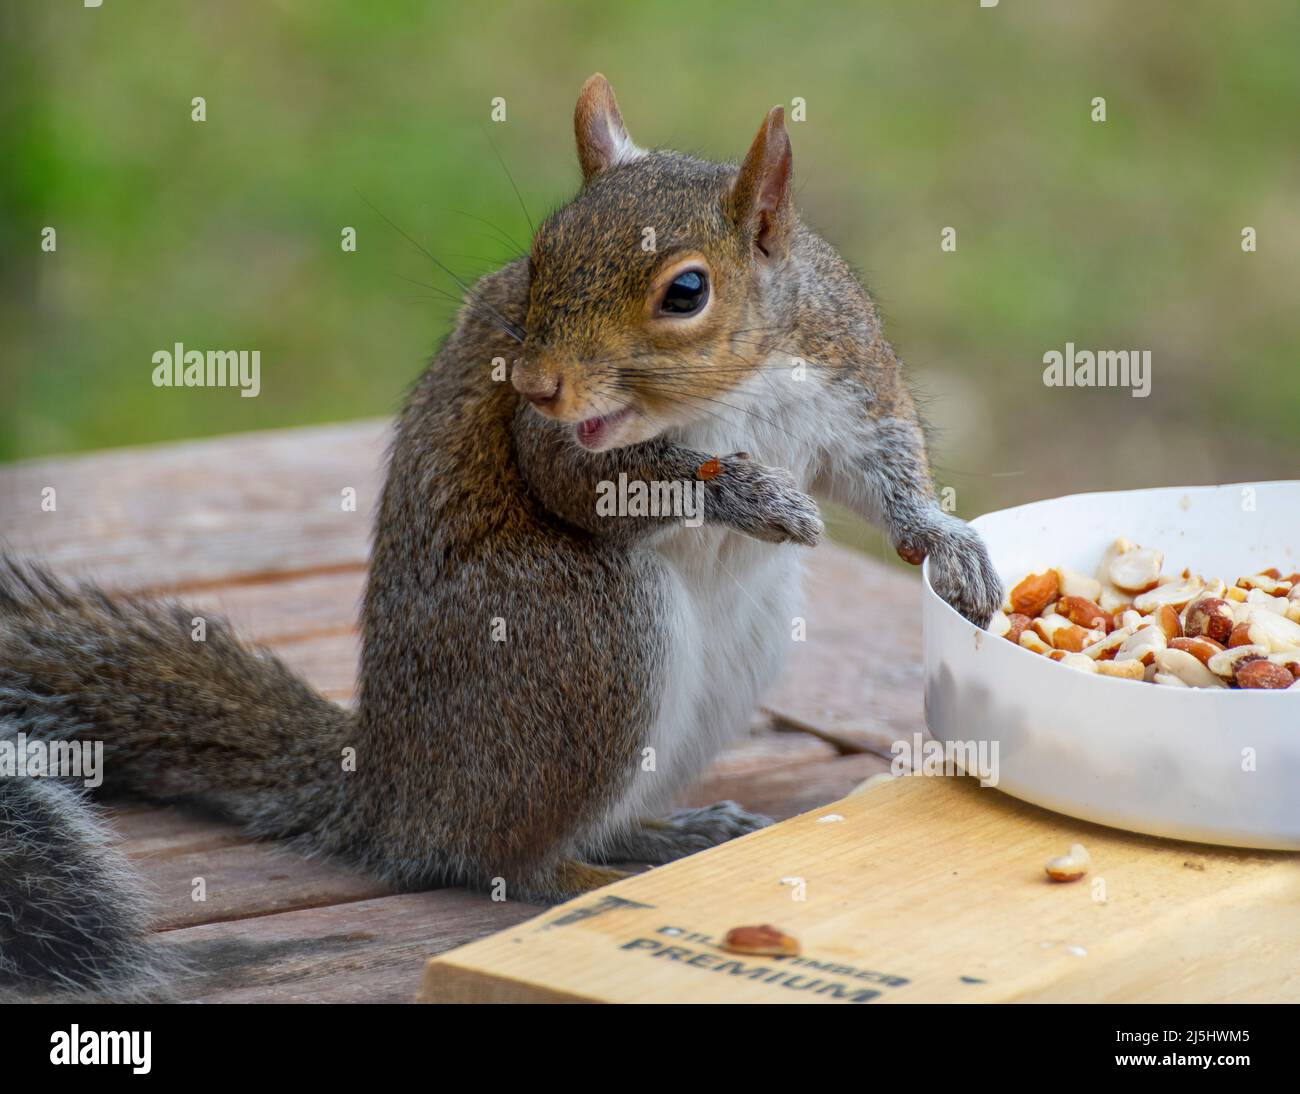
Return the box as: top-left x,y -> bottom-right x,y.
1133,576 -> 1204,613
722,924 -> 801,957
1236,660 -> 1295,690
1116,625 -> 1167,666
1228,621 -> 1254,648
1095,659 -> 1145,680
1206,645 -> 1270,683
1009,570 -> 1060,618
1004,613 -> 1033,645
1183,597 -> 1235,645
1241,608 -> 1300,652
1054,566 -> 1103,602
1169,635 -> 1225,666
1154,604 -> 1182,641
1108,546 -> 1164,594
1045,843 -> 1090,883
1057,595 -> 1112,633
1019,630 -> 1053,656
1154,648 -> 1227,689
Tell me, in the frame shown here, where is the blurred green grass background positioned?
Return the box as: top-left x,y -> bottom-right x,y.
2,0 -> 1297,534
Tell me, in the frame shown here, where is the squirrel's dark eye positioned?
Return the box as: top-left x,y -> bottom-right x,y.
659,269 -> 709,316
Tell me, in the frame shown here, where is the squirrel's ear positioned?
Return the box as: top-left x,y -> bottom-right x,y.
729,106 -> 793,260
574,73 -> 642,183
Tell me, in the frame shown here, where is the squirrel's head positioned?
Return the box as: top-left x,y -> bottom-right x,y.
512,74 -> 795,452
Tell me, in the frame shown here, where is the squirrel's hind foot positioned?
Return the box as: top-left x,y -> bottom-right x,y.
520,860 -> 634,904
516,804 -> 771,904
597,801 -> 772,866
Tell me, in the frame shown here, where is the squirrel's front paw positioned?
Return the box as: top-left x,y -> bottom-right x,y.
909,515 -> 1003,627
715,455 -> 823,547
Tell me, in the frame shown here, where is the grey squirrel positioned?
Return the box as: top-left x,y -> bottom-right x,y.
0,74 -> 1002,997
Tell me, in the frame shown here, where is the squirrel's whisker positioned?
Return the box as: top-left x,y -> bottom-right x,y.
361,192 -> 527,342
445,206 -> 528,255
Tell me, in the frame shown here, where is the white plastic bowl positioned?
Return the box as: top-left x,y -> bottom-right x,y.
923,481 -> 1300,850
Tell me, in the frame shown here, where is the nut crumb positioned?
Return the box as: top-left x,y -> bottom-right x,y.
1045,842 -> 1091,882
721,924 -> 800,957
695,457 -> 723,481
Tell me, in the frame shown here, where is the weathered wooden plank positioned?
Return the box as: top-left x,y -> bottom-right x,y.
159,891 -> 541,1004
0,420 -> 388,593
181,570 -> 366,645
418,776 -> 1300,1004
143,842 -> 392,930
265,631 -> 361,703
656,717 -> 889,820
698,719 -> 838,775
106,804 -> 255,860
763,546 -> 923,755
682,751 -> 892,821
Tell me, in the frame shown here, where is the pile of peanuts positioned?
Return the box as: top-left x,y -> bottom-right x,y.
989,538 -> 1300,689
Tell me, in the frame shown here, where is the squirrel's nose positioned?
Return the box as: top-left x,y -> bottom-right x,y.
512,368 -> 562,408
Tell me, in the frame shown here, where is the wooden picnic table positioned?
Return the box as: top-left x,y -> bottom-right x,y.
0,420 -> 912,1003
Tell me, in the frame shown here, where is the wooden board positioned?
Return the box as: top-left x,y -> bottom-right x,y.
418,775 -> 1300,1004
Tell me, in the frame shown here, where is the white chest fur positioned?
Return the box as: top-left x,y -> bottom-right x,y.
597,364 -> 828,834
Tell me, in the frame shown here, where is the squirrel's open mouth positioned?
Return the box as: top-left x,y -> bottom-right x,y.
574,407 -> 634,451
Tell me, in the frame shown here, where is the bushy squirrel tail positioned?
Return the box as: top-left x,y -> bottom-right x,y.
0,775 -> 178,1000
0,555 -> 355,996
